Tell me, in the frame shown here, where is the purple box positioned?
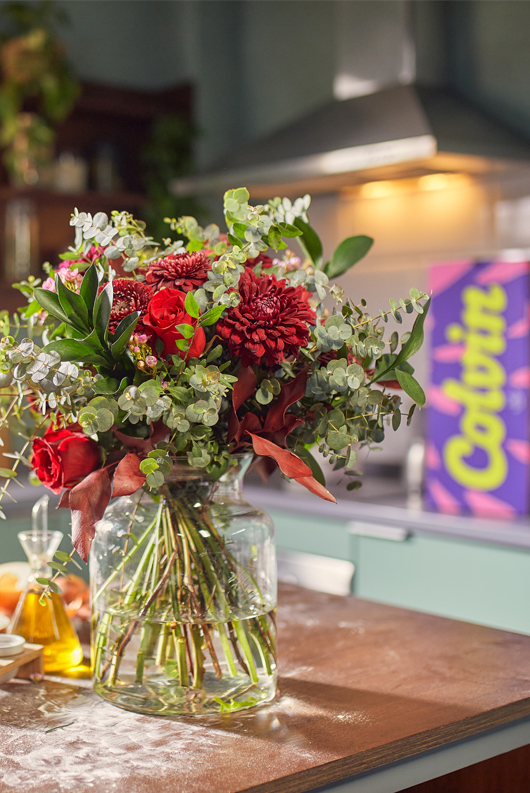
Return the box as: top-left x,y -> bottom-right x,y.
426,260 -> 530,518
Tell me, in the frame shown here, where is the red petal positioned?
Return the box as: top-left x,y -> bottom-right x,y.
69,467 -> 112,562
57,435 -> 101,488
112,453 -> 146,498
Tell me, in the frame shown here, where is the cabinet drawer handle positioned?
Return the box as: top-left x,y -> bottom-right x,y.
348,521 -> 411,541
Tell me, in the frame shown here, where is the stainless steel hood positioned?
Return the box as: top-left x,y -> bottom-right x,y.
172,83 -> 530,199
171,2 -> 530,200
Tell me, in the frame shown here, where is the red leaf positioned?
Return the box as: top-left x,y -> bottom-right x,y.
249,433 -> 312,479
263,368 -> 308,434
113,419 -> 169,453
232,412 -> 261,446
57,489 -> 70,509
69,467 -> 112,562
294,475 -> 336,503
233,367 -> 257,411
112,452 -> 146,498
270,414 -> 304,447
249,433 -> 336,504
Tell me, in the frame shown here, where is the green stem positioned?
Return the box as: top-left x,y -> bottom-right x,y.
174,627 -> 189,686
93,514 -> 157,604
218,623 -> 237,677
233,620 -> 258,684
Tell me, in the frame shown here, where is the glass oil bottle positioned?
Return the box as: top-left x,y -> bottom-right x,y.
9,496 -> 83,672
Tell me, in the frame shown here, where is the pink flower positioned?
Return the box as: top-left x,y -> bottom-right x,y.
42,268 -> 83,293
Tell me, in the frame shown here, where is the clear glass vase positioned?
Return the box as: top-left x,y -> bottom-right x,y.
90,455 -> 277,715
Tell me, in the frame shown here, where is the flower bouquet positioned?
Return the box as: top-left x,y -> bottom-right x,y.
0,189 -> 429,714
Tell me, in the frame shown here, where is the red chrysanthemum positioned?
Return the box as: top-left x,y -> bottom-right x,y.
107,278 -> 153,335
217,270 -> 314,368
245,252 -> 274,270
146,252 -> 210,293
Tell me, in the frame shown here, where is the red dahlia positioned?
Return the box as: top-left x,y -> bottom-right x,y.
107,278 -> 153,335
146,252 -> 210,293
245,252 -> 274,270
217,270 -> 314,368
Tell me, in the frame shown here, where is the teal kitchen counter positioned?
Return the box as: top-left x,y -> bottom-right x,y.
245,484 -> 530,636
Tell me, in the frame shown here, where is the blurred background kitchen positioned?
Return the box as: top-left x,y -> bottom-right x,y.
1,0 -> 530,639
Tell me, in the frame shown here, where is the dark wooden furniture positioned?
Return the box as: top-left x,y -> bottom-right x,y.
1,584 -> 530,792
0,81 -> 193,312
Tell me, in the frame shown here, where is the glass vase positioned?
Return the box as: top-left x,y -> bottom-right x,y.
90,455 -> 277,716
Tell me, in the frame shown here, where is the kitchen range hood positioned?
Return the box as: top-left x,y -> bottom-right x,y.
172,83 -> 530,200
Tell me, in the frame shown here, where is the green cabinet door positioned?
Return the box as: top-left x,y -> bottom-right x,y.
352,532 -> 530,635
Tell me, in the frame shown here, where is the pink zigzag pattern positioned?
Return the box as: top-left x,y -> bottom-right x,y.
432,344 -> 465,363
428,385 -> 462,416
477,260 -> 530,285
508,304 -> 530,339
426,443 -> 441,470
506,438 -> 530,465
510,368 -> 530,388
429,479 -> 460,515
465,490 -> 515,520
428,261 -> 474,296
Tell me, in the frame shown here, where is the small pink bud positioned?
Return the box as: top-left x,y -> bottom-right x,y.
137,334 -> 148,344
133,346 -> 141,353
146,355 -> 157,367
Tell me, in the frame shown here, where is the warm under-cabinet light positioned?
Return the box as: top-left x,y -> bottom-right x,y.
360,181 -> 396,199
418,173 -> 467,191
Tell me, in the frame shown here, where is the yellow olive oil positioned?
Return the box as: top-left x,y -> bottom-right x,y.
10,589 -> 82,672
8,496 -> 82,673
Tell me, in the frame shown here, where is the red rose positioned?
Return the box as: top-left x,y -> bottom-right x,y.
143,289 -> 206,360
31,424 -> 101,494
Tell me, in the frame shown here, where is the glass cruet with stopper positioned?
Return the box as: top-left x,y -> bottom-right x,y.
9,495 -> 83,672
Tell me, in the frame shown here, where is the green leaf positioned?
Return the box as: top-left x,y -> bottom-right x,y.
55,275 -> 89,331
43,339 -> 108,366
278,222 -> 303,238
48,561 -> 69,574
227,233 -> 243,248
146,470 -> 165,488
184,291 -> 200,319
371,297 -> 430,383
176,323 -> 195,339
33,288 -> 70,325
93,377 -> 120,395
110,312 -> 139,359
395,370 -> 426,407
293,217 -> 323,268
206,344 -> 223,363
93,282 -> 113,343
325,235 -> 373,279
79,264 -> 99,311
200,305 -> 225,326
0,468 -> 16,478
56,551 -> 72,562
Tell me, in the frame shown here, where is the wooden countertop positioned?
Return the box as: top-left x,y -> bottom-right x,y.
2,584 -> 530,793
